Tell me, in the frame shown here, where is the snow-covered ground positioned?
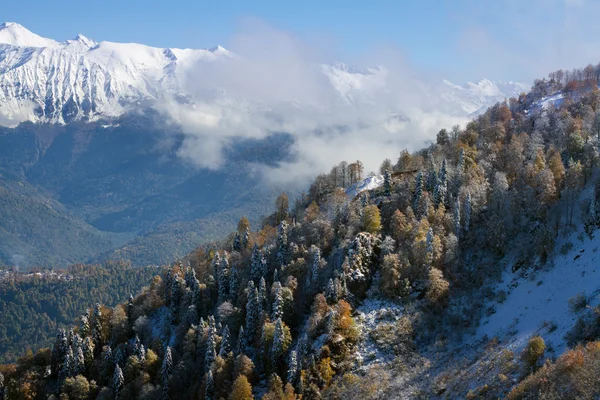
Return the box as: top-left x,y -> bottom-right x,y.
477,229 -> 600,357
345,175 -> 384,198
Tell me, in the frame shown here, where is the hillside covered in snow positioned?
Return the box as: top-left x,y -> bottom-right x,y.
0,22 -> 526,126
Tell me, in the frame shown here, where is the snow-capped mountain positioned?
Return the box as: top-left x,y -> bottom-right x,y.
0,22 -> 527,126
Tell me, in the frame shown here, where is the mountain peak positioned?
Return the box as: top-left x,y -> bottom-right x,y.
0,21 -> 58,48
66,33 -> 97,48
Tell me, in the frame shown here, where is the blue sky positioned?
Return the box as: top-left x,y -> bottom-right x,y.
3,0 -> 599,83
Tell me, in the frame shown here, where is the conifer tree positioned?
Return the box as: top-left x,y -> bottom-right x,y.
246,283 -> 260,344
464,192 -> 472,232
162,347 -> 173,388
218,252 -> 230,302
271,281 -> 284,321
219,325 -> 232,358
287,350 -> 298,385
113,364 -> 124,398
426,228 -> 434,258
453,198 -> 461,237
83,336 -> 95,369
205,370 -> 215,400
242,227 -> 250,249
250,245 -> 262,283
211,253 -> 221,281
233,232 -> 242,251
458,148 -> 465,173
236,326 -> 246,356
384,170 -> 392,196
311,246 -> 321,286
60,346 -> 74,380
51,329 -> 67,376
74,346 -> 85,375
276,221 -> 289,266
205,320 -> 217,372
79,313 -> 90,338
259,277 -> 268,311
325,279 -> 338,304
271,318 -> 287,368
229,266 -> 240,305
92,303 -> 103,347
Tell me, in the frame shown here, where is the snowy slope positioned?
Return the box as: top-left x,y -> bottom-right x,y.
477,229 -> 600,357
345,174 -> 385,198
0,22 -> 528,126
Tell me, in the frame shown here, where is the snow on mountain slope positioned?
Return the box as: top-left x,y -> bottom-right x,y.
345,174 -> 385,198
477,228 -> 600,358
0,22 -> 528,126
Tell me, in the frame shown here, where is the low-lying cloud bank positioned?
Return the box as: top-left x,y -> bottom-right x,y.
161,22 -> 469,187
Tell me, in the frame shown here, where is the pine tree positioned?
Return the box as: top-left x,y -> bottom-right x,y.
259,277 -> 268,311
51,329 -> 67,376
250,245 -> 262,283
218,252 -> 230,302
92,303 -> 103,347
325,279 -> 338,304
271,318 -> 286,367
83,336 -> 95,369
79,313 -> 90,338
127,294 -> 135,326
246,283 -> 260,345
219,325 -> 231,358
205,370 -> 215,400
436,159 -> 448,207
162,347 -> 173,388
205,319 -> 217,372
233,232 -> 242,251
384,170 -> 392,196
276,221 -> 289,266
74,346 -> 85,375
271,281 -> 284,321
113,364 -> 124,398
287,350 -> 298,385
164,268 -> 174,305
458,148 -> 465,173
453,197 -> 461,237
60,346 -> 74,380
464,192 -> 472,232
311,246 -> 321,286
211,253 -> 221,282
236,326 -> 246,355
229,266 -> 239,306
242,227 -> 250,249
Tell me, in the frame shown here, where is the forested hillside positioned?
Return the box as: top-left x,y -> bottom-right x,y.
0,262 -> 161,364
3,63 -> 600,399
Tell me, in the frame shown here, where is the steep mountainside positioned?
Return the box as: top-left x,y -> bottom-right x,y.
0,115 -> 291,267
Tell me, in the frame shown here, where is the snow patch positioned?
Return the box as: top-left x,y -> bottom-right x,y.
345,174 -> 384,198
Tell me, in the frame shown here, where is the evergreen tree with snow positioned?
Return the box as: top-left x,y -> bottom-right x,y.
218,252 -> 230,302
205,320 -> 217,372
83,336 -> 95,368
205,370 -> 215,400
276,220 -> 289,266
51,329 -> 67,376
233,232 -> 242,251
271,281 -> 284,321
219,325 -> 232,358
211,253 -> 221,282
259,277 -> 268,311
74,346 -> 85,375
113,364 -> 124,398
229,266 -> 239,305
453,197 -> 461,237
242,227 -> 250,249
236,326 -> 246,355
60,346 -> 74,380
250,245 -> 262,283
287,350 -> 298,385
464,192 -> 472,232
311,245 -> 321,286
325,279 -> 338,304
246,283 -> 260,345
458,148 -> 465,173
384,170 -> 392,196
92,303 -> 103,347
162,347 -> 173,387
79,313 -> 90,338
271,318 -> 286,367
